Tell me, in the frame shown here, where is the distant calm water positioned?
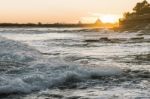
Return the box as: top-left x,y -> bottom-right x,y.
0,28 -> 149,99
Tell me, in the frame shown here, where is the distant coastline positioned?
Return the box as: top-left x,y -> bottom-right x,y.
0,17 -> 117,28
0,22 -> 118,29
1,0 -> 150,33
0,23 -> 92,28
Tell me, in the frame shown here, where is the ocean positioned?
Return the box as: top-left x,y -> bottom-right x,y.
0,27 -> 149,99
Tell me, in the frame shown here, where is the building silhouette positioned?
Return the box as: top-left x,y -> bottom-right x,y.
95,19 -> 102,26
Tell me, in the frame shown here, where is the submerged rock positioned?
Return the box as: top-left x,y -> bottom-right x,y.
130,37 -> 144,40
99,37 -> 110,41
84,39 -> 100,42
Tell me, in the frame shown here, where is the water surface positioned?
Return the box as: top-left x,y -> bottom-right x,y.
0,28 -> 149,99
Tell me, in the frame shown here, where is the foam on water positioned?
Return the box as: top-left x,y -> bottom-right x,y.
0,28 -> 149,98
0,65 -> 122,94
0,63 -> 122,94
0,36 -> 41,63
0,36 -> 122,95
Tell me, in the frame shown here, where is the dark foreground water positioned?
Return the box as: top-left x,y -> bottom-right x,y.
0,28 -> 149,99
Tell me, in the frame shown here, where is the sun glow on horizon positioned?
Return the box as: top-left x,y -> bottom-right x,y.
0,0 -> 145,23
81,14 -> 122,24
100,14 -> 120,23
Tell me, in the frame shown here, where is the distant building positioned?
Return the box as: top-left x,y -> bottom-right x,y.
78,21 -> 82,25
95,19 -> 102,26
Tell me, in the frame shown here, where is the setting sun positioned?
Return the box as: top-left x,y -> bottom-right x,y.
100,15 -> 120,23
0,0 -> 146,23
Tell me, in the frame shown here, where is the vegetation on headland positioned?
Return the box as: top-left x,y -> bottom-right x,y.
118,0 -> 150,32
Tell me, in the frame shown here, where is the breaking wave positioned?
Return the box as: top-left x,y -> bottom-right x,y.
0,65 -> 122,94
0,36 -> 123,95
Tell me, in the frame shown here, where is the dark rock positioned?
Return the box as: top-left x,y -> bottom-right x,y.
84,39 -> 99,42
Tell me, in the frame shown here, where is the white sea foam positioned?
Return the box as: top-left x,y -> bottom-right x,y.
0,65 -> 122,94
0,36 -> 123,94
0,28 -> 149,98
0,36 -> 41,63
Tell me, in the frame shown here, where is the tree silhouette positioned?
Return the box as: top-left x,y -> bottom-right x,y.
119,0 -> 150,29
133,0 -> 150,15
123,12 -> 131,19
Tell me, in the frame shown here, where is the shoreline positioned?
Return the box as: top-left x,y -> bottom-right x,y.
0,24 -> 149,34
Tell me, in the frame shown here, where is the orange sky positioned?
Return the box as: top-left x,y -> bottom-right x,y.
0,0 -> 149,23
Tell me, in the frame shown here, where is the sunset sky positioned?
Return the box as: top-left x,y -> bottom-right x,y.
0,0 -> 149,23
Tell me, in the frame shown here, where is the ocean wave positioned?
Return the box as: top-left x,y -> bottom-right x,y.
1,34 -> 149,96
0,64 -> 122,95
0,63 -> 149,95
0,36 -> 123,95
0,36 -> 41,63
